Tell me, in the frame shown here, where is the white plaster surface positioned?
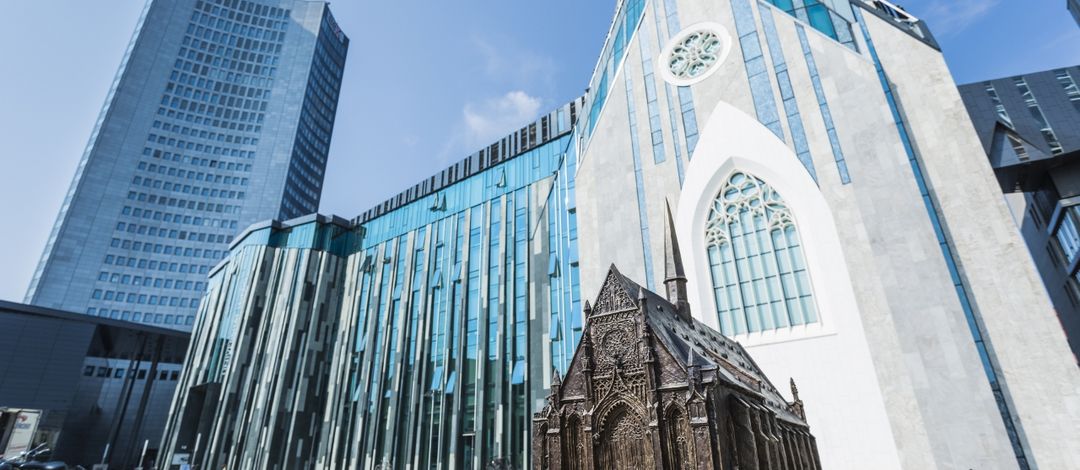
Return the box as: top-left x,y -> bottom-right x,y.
864,13 -> 1080,469
676,100 -> 902,469
576,1 -> 1080,468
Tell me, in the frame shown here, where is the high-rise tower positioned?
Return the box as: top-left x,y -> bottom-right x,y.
162,0 -> 1080,468
26,0 -> 348,330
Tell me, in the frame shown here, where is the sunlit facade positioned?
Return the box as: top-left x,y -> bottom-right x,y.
160,102 -> 584,469
162,1 -> 1080,469
26,0 -> 348,330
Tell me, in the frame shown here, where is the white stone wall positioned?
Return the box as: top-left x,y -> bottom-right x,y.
576,1 -> 1080,468
865,13 -> 1080,469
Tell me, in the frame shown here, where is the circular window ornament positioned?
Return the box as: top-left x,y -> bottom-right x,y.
659,22 -> 733,86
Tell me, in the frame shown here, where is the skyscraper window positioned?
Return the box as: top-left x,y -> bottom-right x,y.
25,0 -> 348,330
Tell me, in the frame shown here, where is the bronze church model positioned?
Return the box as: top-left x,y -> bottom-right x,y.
532,208 -> 821,469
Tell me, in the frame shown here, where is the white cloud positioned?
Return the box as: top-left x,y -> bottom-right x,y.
462,91 -> 543,149
921,0 -> 999,36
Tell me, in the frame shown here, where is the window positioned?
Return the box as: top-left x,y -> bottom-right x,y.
660,23 -> 732,86
1053,205 -> 1080,263
704,172 -> 817,335
1006,134 -> 1029,162
985,83 -> 1013,127
1014,77 -> 1063,155
1056,69 -> 1080,113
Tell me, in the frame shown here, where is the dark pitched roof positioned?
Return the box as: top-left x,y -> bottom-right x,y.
598,265 -> 805,424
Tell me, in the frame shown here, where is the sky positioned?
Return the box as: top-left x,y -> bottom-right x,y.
0,0 -> 1076,303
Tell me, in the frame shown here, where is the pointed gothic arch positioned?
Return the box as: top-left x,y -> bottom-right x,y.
597,403 -> 652,469
663,404 -> 692,469
562,413 -> 584,470
704,171 -> 817,335
675,101 -> 865,346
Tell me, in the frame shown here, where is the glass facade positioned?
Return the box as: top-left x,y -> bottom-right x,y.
704,172 -> 817,335
162,104 -> 582,469
157,1 -> 1074,468
340,127 -> 581,469
25,0 -> 348,330
765,0 -> 858,50
580,0 -> 646,144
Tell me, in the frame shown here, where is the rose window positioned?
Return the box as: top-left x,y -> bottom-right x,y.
669,31 -> 722,79
660,23 -> 732,86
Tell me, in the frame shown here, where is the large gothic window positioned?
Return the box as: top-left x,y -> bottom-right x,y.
705,172 -> 817,335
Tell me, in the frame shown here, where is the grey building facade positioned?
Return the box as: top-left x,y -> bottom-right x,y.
161,1 -> 1080,469
26,0 -> 348,330
959,65 -> 1080,363
0,300 -> 189,468
1070,0 -> 1079,26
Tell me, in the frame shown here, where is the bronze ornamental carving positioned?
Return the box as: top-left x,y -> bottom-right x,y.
533,208 -> 822,469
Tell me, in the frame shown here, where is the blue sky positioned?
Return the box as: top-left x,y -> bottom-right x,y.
0,0 -> 1076,302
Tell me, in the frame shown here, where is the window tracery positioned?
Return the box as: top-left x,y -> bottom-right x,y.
705,172 -> 817,334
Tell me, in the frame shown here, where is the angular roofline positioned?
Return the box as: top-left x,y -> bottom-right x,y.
0,299 -> 189,339
958,64 -> 1080,87
352,97 -> 584,225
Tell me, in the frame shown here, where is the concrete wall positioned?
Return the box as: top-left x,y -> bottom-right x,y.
575,0 -> 1080,468
867,11 -> 1080,469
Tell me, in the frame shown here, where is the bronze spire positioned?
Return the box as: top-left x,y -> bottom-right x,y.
663,200 -> 691,321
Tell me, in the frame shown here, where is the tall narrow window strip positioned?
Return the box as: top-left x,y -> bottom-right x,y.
765,0 -> 858,50
652,0 -> 686,183
984,83 -> 1013,127
853,9 -> 1029,468
659,0 -> 701,162
1055,206 -> 1080,263
759,2 -> 818,181
625,67 -> 658,291
797,24 -> 851,183
638,21 -> 667,164
1055,69 -> 1080,113
731,0 -> 786,141
705,172 -> 817,335
581,0 -> 647,144
1014,77 -> 1064,155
